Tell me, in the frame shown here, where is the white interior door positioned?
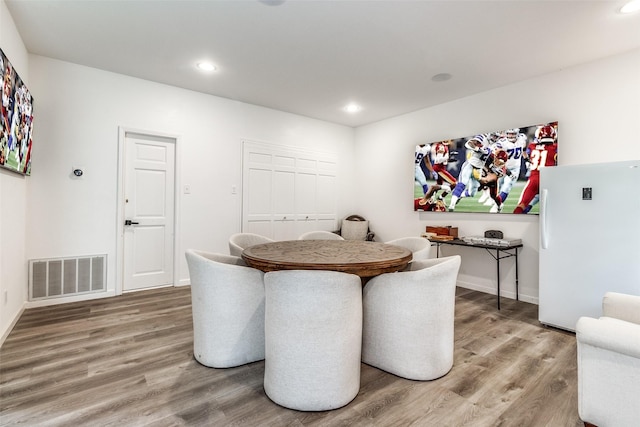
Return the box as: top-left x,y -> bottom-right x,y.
123,133 -> 175,291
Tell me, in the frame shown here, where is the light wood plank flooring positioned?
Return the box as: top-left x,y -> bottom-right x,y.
0,286 -> 582,426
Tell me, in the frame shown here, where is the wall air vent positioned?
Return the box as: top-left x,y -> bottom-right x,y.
29,255 -> 107,301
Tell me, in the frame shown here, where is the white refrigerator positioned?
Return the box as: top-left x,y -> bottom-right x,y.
538,160 -> 640,331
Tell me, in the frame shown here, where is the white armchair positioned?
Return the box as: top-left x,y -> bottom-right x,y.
576,292 -> 640,427
228,232 -> 274,257
185,250 -> 265,368
386,236 -> 432,262
362,255 -> 461,380
263,269 -> 362,411
335,215 -> 375,241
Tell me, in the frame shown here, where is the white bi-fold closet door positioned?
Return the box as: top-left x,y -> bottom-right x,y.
242,141 -> 338,241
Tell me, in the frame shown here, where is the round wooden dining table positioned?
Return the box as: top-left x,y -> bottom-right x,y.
241,240 -> 412,278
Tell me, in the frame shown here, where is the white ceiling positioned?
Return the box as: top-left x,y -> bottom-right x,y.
6,0 -> 640,127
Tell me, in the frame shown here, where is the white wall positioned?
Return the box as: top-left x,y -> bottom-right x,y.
355,48 -> 640,303
0,0 -> 30,343
0,53 -> 355,340
26,55 -> 355,292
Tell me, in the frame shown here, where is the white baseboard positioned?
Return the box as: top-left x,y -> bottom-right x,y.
457,279 -> 538,305
25,290 -> 117,309
0,303 -> 25,348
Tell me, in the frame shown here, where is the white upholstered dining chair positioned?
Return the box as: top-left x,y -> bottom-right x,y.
228,232 -> 274,257
362,255 -> 461,381
336,215 -> 375,241
386,236 -> 432,262
298,230 -> 345,240
263,269 -> 362,411
185,249 -> 265,368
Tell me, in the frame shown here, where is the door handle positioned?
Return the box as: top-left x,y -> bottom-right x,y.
540,189 -> 549,249
124,220 -> 140,226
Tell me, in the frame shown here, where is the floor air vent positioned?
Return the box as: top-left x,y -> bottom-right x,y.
29,255 -> 107,301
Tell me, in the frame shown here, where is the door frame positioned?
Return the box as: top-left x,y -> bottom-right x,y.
116,126 -> 182,295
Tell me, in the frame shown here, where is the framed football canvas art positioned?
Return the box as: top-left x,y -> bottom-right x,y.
1,47 -> 35,176
414,121 -> 558,214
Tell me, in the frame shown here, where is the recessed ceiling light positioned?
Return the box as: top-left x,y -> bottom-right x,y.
431,73 -> 452,82
344,104 -> 361,113
620,0 -> 640,13
259,0 -> 286,5
196,62 -> 217,72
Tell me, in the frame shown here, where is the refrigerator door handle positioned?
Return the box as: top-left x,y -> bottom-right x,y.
541,189 -> 549,249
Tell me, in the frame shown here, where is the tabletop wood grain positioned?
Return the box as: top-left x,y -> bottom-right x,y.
241,240 -> 412,277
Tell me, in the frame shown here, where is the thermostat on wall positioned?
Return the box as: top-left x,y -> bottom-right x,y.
72,166 -> 85,178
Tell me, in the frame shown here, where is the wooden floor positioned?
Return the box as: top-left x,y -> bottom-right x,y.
0,286 -> 582,426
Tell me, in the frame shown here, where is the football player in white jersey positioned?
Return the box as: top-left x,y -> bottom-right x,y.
498,129 -> 527,200
448,134 -> 490,210
481,129 -> 528,211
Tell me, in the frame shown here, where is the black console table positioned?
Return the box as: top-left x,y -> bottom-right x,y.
430,238 -> 523,310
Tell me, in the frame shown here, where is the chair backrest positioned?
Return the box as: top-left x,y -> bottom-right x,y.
366,255 -> 461,309
576,292 -> 640,426
298,230 -> 345,240
602,292 -> 640,324
185,249 -> 266,368
362,255 -> 461,380
228,232 -> 274,256
340,216 -> 370,241
386,237 -> 432,261
263,269 -> 362,411
191,250 -> 247,266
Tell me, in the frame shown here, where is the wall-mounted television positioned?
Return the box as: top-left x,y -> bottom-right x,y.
414,121 -> 558,214
1,47 -> 35,176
